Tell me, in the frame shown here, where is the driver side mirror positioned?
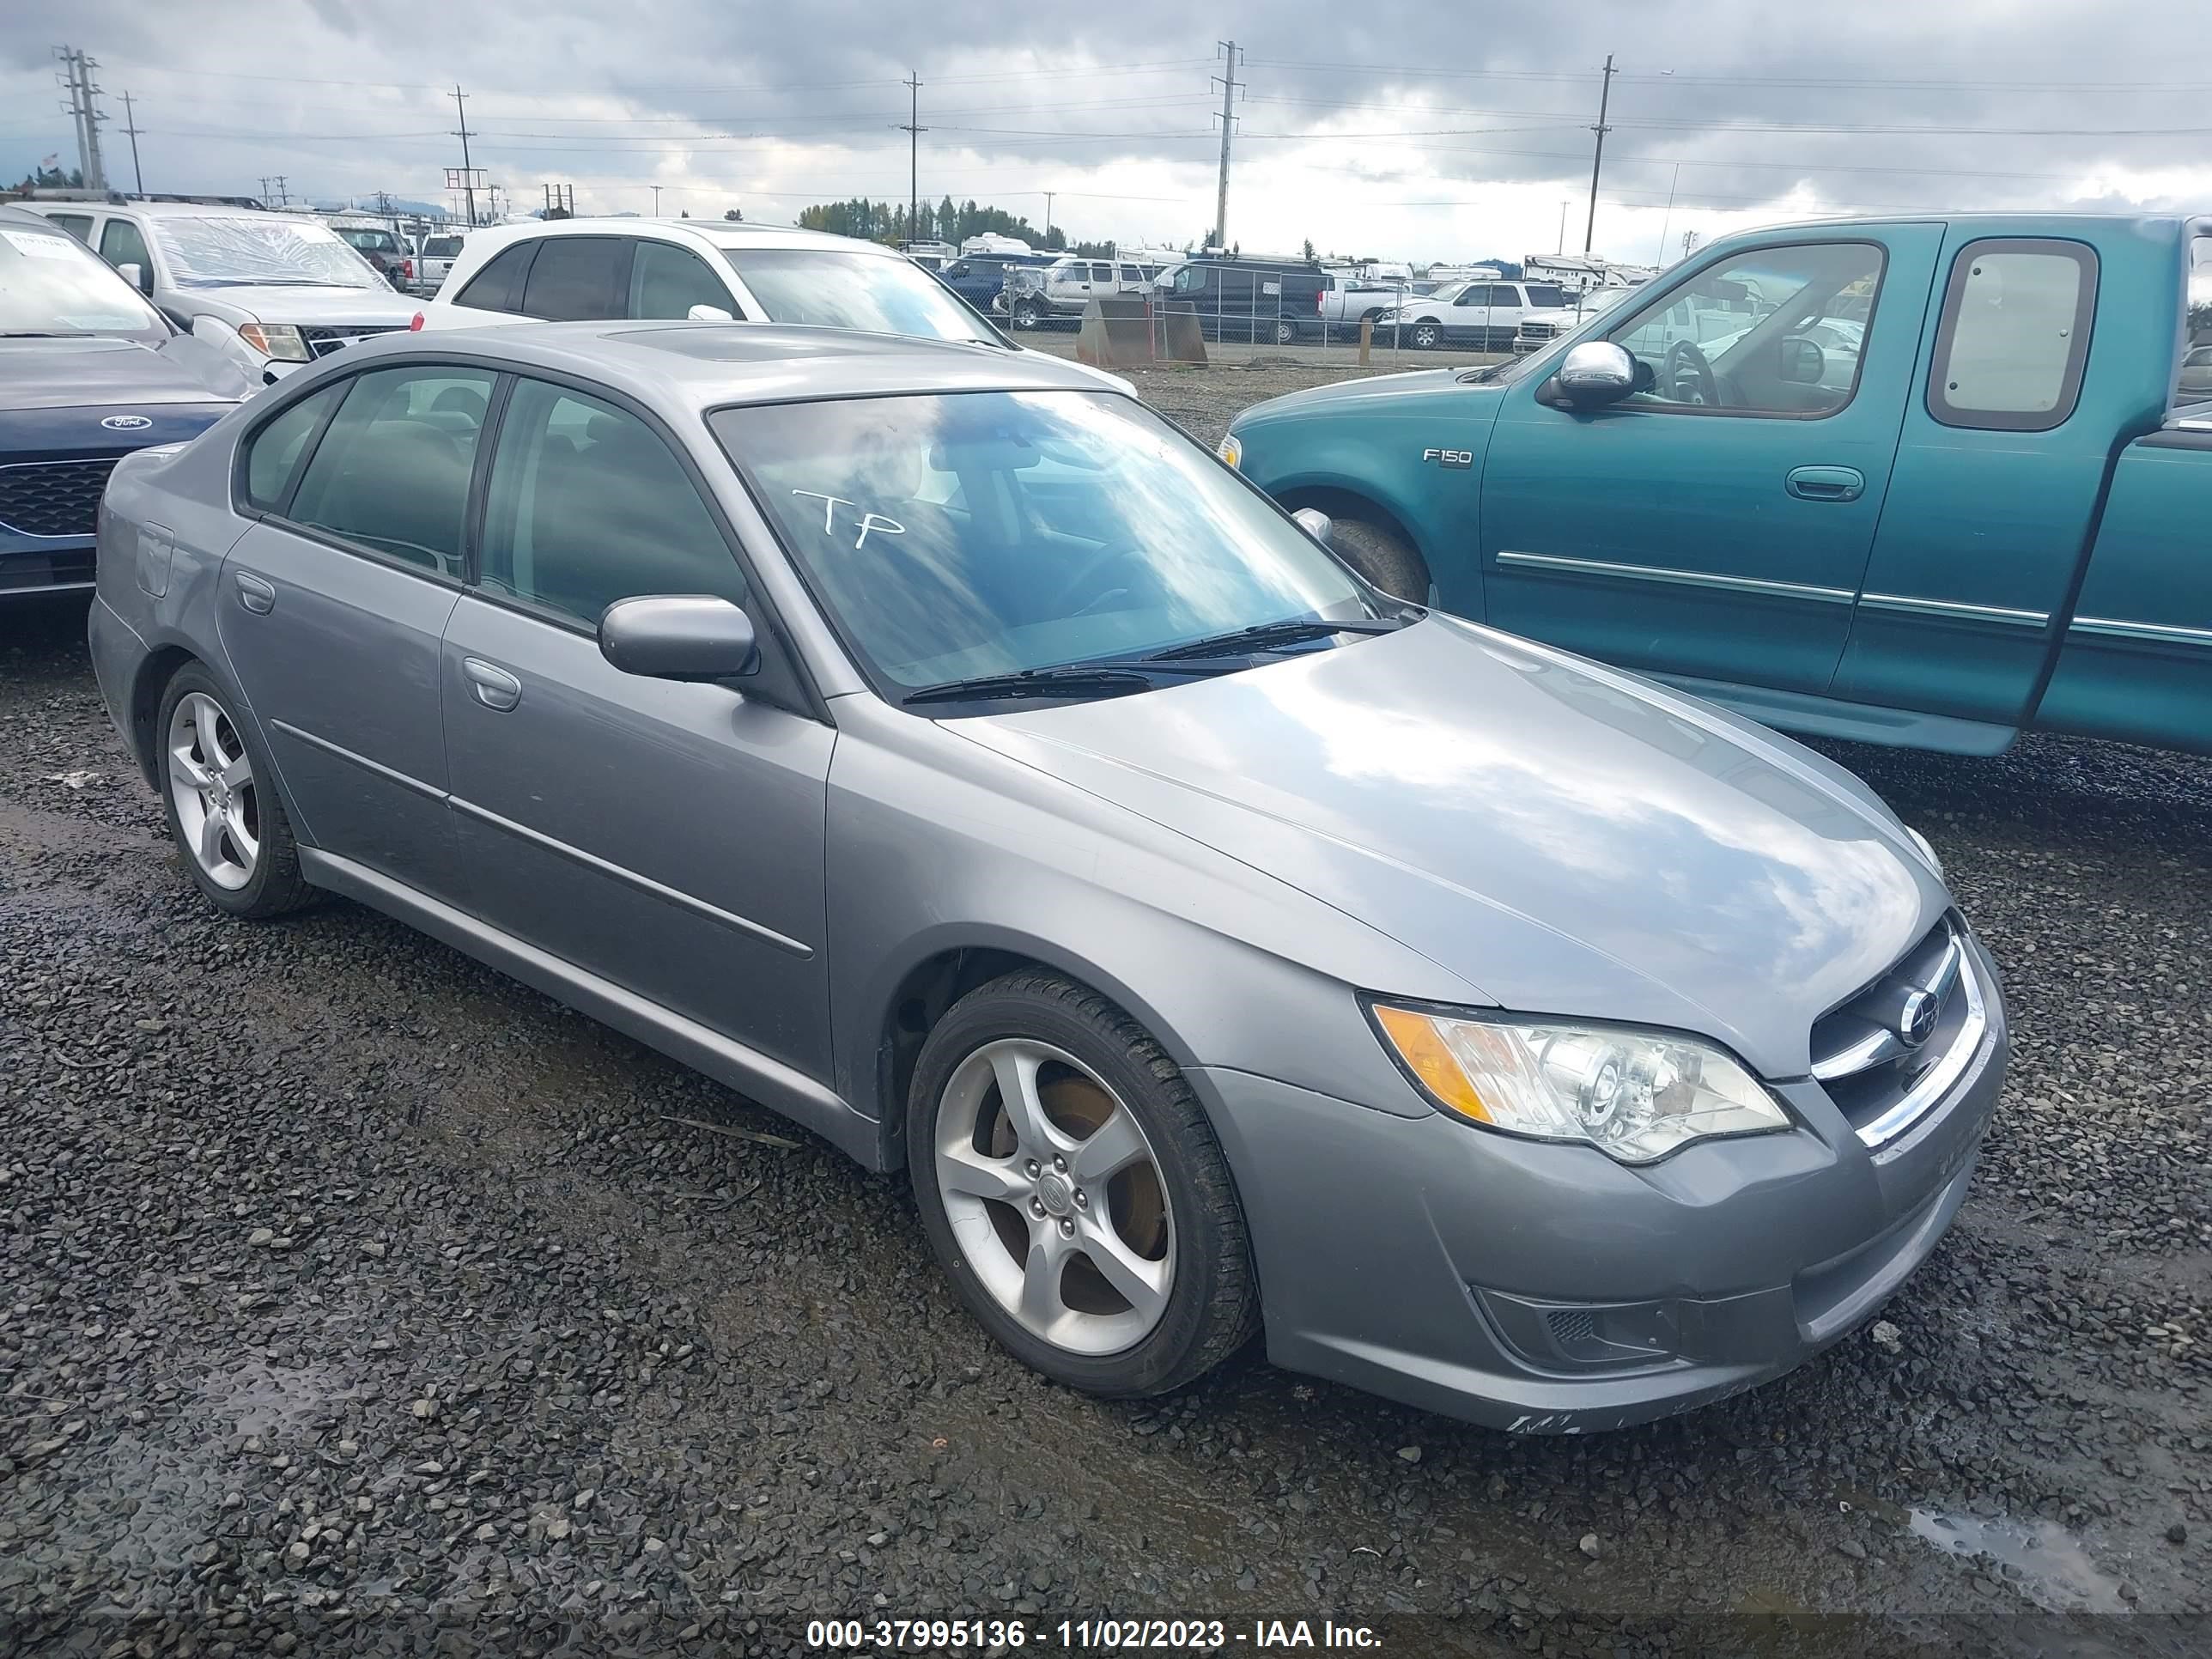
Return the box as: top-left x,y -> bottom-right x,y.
1546,340 -> 1640,408
686,303 -> 734,322
599,594 -> 760,682
117,261 -> 150,295
1291,507 -> 1334,548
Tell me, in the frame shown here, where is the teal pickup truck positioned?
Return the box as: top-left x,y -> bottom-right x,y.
1224,215 -> 2211,757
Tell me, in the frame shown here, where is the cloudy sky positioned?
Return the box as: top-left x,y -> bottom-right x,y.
5,0 -> 2205,264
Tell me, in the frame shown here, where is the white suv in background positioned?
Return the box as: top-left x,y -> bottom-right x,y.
993,257 -> 1157,329
412,229 -> 469,296
1370,277 -> 1576,351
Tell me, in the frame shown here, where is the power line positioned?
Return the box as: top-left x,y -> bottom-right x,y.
1243,57 -> 2212,93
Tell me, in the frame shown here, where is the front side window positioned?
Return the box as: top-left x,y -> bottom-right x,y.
1927,239 -> 2095,431
2178,233 -> 2209,406
286,366 -> 496,577
721,247 -> 999,343
520,237 -> 624,321
1119,264 -> 1142,283
628,240 -> 741,319
478,379 -> 743,626
456,242 -> 534,313
240,382 -> 344,512
1611,241 -> 1884,415
714,390 -> 1376,696
0,222 -> 166,339
99,217 -> 153,278
1524,283 -> 1569,309
149,216 -> 383,289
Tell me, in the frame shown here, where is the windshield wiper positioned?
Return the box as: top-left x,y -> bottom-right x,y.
902,657 -> 1232,708
1142,616 -> 1404,663
0,331 -> 88,338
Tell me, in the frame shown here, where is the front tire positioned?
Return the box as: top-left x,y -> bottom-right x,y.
1409,320 -> 1443,350
907,970 -> 1258,1398
1331,516 -> 1431,603
155,665 -> 317,920
1273,319 -> 1298,346
1012,298 -> 1042,331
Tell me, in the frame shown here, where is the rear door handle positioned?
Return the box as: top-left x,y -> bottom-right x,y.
233,571 -> 276,614
461,656 -> 522,713
1786,465 -> 1866,502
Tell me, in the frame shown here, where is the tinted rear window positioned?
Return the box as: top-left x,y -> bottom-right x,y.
457,242 -> 535,313
520,237 -> 623,321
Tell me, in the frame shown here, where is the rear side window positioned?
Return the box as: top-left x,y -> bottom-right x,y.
241,382 -> 344,513
286,366 -> 497,578
1928,239 -> 2097,431
627,240 -> 740,319
456,242 -> 535,313
520,237 -> 623,320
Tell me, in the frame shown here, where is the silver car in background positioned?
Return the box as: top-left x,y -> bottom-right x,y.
85,322 -> 2007,1431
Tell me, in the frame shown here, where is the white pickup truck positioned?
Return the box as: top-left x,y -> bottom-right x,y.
1319,271 -> 1416,337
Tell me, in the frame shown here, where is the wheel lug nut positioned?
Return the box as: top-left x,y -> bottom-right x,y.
1058,1218 -> 1075,1237
1024,1159 -> 1040,1178
1052,1155 -> 1066,1173
1030,1198 -> 1045,1217
1073,1188 -> 1088,1207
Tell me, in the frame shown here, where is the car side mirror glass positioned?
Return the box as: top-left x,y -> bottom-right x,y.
1553,340 -> 1638,406
1291,507 -> 1333,547
599,594 -> 760,682
1778,336 -> 1826,384
686,303 -> 734,322
118,261 -> 149,295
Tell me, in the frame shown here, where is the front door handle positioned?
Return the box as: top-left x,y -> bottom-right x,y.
234,571 -> 276,614
461,656 -> 522,713
1786,465 -> 1866,502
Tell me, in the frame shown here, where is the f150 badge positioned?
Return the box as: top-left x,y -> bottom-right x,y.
1422,447 -> 1473,469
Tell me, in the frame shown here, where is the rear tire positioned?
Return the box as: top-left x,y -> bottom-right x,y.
907,970 -> 1258,1398
1273,319 -> 1298,346
155,664 -> 318,921
1330,517 -> 1431,603
1012,299 -> 1042,330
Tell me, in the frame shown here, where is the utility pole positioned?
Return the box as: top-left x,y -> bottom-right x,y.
1044,190 -> 1054,246
451,84 -> 478,227
258,175 -> 289,207
119,89 -> 144,195
650,185 -> 662,216
1583,52 -> 1615,255
54,47 -> 110,192
1557,198 -> 1571,255
1212,42 -> 1239,252
897,73 -> 925,247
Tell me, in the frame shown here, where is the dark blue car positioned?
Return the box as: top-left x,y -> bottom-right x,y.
1,204 -> 246,599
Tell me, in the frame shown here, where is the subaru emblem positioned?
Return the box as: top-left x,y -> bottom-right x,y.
100,414 -> 155,431
1895,988 -> 1939,1049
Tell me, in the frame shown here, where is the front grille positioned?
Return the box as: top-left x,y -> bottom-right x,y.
1521,322 -> 1559,340
301,324 -> 405,358
1810,918 -> 1985,1147
0,459 -> 118,538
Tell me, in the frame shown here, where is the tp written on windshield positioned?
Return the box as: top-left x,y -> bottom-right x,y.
151,216 -> 384,289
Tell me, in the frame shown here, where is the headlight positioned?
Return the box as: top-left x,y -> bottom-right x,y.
234,322 -> 311,362
1369,1003 -> 1790,1164
1905,826 -> 1943,878
1217,431 -> 1242,469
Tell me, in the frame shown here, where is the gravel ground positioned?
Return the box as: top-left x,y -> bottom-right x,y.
2,422 -> 2209,1655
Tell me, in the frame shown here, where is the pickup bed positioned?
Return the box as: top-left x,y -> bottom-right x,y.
1225,213 -> 2212,757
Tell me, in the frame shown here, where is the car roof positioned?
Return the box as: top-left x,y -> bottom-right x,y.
0,204 -> 69,230
458,216 -> 900,258
328,320 -> 1114,410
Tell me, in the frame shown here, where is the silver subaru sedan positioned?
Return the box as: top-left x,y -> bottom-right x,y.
86,322 -> 2007,1432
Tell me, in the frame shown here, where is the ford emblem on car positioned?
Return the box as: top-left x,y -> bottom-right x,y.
100,414 -> 155,431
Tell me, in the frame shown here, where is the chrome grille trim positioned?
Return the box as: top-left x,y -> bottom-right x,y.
1850,947 -> 1986,1149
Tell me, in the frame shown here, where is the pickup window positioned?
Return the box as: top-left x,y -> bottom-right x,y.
2180,233 -> 2210,406
1607,240 -> 1883,417
1927,239 -> 2096,432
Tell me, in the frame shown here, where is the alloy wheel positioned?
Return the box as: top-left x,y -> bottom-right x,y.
933,1037 -> 1175,1356
167,691 -> 260,891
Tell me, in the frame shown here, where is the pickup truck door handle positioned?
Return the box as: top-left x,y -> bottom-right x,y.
461,656 -> 522,713
1785,465 -> 1866,502
233,571 -> 276,614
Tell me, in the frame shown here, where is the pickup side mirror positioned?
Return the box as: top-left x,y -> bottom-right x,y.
599,594 -> 760,682
1292,506 -> 1334,547
1546,340 -> 1639,408
118,261 -> 150,295
1778,335 -> 1826,385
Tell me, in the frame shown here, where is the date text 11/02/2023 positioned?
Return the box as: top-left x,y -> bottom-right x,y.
804,1619 -> 1385,1650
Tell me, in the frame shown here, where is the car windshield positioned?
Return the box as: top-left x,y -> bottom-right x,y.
713,390 -> 1380,698
1525,283 -> 1571,308
0,223 -> 167,339
336,228 -> 398,254
1426,282 -> 1471,304
722,247 -> 1000,343
151,216 -> 384,289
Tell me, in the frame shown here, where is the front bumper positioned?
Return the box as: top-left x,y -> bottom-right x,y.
1189,937 -> 2008,1432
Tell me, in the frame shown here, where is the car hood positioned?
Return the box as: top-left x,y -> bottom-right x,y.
196,285 -> 419,326
1234,367 -> 1465,417
951,617 -> 1943,1078
0,334 -> 248,411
